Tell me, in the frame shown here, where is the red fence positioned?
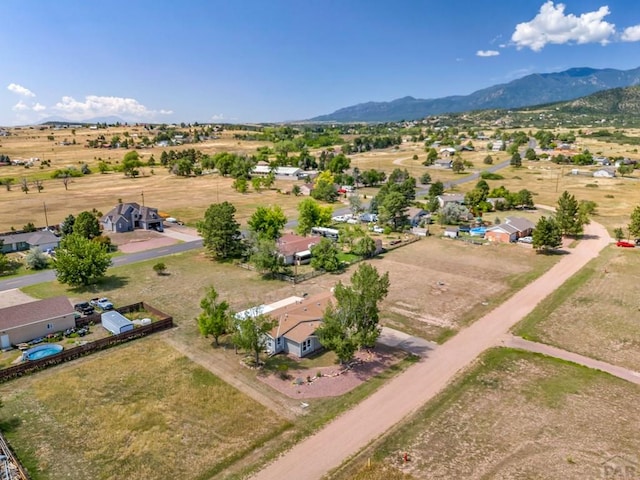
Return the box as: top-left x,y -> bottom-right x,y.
0,302 -> 173,384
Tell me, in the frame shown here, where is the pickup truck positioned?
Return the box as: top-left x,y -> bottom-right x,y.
74,302 -> 95,315
90,297 -> 114,310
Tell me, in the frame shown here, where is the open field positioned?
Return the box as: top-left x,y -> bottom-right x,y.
0,336 -> 289,480
0,125 -> 504,231
335,348 -> 640,480
515,245 -> 640,371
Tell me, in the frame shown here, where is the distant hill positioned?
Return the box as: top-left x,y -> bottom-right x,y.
554,85 -> 640,114
310,67 -> 640,122
40,115 -> 127,125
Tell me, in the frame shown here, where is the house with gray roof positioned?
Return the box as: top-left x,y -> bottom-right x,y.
0,230 -> 60,254
101,202 -> 163,233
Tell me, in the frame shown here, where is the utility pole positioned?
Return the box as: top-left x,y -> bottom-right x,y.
141,190 -> 145,206
43,202 -> 49,229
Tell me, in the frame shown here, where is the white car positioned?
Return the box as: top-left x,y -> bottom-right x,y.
332,215 -> 346,223
372,225 -> 384,233
518,236 -> 533,244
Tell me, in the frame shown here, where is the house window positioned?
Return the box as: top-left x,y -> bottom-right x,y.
302,339 -> 311,351
277,337 -> 282,345
47,323 -> 53,330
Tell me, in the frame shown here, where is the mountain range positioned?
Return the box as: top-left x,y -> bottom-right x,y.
309,67 -> 640,123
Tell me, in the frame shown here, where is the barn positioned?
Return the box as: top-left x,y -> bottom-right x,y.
101,311 -> 134,335
0,296 -> 75,348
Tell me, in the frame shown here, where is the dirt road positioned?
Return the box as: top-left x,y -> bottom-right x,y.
502,334 -> 640,386
251,221 -> 611,480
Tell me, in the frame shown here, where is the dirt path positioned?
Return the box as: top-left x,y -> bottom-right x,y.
502,334 -> 640,386
250,221 -> 611,480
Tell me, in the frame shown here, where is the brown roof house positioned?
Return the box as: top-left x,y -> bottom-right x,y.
276,233 -> 322,266
485,216 -> 535,243
101,202 -> 163,233
236,292 -> 334,358
0,296 -> 75,348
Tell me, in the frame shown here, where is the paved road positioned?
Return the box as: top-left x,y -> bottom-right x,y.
502,334 -> 640,386
251,220 -> 611,480
0,239 -> 203,291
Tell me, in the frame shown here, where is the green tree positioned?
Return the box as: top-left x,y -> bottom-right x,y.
428,180 -> 444,198
419,172 -> 432,184
452,158 -> 465,173
352,235 -> 377,258
153,262 -> 167,275
232,177 -> 248,193
74,211 -> 102,239
296,198 -> 332,235
197,286 -> 231,346
555,190 -> 583,236
483,155 -> 494,165
532,216 -> 562,253
25,247 -> 48,270
248,205 -> 287,241
310,238 -> 341,272
54,234 -> 112,286
613,227 -> 625,242
378,190 -> 409,231
60,213 -> 76,236
249,238 -> 284,277
197,202 -> 243,260
122,151 -> 142,177
316,263 -> 389,362
628,205 -> 640,239
510,152 -> 522,168
423,147 -> 438,165
525,148 -> 537,161
233,314 -> 276,366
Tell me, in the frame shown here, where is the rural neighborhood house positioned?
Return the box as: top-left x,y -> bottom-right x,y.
0,297 -> 75,348
101,202 -> 164,233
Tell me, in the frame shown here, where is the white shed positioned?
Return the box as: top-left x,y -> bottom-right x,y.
101,311 -> 134,335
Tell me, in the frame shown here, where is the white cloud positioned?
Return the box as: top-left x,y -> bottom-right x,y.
12,101 -> 29,112
32,103 -> 46,112
477,50 -> 500,57
621,24 -> 640,42
8,83 -> 36,97
53,95 -> 172,121
512,1 -> 615,51
211,114 -> 224,121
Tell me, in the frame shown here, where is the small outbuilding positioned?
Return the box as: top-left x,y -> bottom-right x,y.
101,311 -> 134,335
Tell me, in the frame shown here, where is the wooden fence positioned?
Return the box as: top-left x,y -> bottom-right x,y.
0,302 -> 173,384
0,430 -> 30,480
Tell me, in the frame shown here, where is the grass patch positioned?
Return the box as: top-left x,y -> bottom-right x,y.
514,260 -> 596,342
0,337 -> 289,480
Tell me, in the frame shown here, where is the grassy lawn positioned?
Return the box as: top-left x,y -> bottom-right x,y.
0,337 -> 289,480
333,348 -> 640,479
514,244 -> 640,371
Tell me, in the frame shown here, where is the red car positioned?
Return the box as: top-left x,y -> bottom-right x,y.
616,241 -> 635,248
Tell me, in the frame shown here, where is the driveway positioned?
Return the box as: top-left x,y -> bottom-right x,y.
251,220 -> 611,480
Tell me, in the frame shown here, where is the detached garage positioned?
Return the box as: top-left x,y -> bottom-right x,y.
101,311 -> 134,335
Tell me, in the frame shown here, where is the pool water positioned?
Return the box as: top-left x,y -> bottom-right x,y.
23,344 -> 63,361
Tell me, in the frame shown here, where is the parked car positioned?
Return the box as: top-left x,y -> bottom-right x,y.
616,240 -> 635,248
95,297 -> 114,310
74,302 -> 95,315
371,225 -> 384,234
332,215 -> 347,223
518,236 -> 533,244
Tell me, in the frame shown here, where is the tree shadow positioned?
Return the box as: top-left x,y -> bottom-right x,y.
0,417 -> 22,433
69,275 -> 129,294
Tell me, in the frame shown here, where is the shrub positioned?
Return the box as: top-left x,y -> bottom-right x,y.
585,183 -> 599,188
480,171 -> 504,180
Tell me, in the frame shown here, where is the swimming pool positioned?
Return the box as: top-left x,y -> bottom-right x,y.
22,344 -> 63,361
469,227 -> 486,236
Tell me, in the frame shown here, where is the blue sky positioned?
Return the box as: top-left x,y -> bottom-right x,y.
2,0 -> 640,125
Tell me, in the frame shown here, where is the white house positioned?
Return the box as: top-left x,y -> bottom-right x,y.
593,167 -> 616,178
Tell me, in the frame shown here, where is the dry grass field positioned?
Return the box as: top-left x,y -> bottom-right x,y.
337,348 -> 640,480
0,125 -> 504,231
516,245 -> 640,371
0,336 -> 289,480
